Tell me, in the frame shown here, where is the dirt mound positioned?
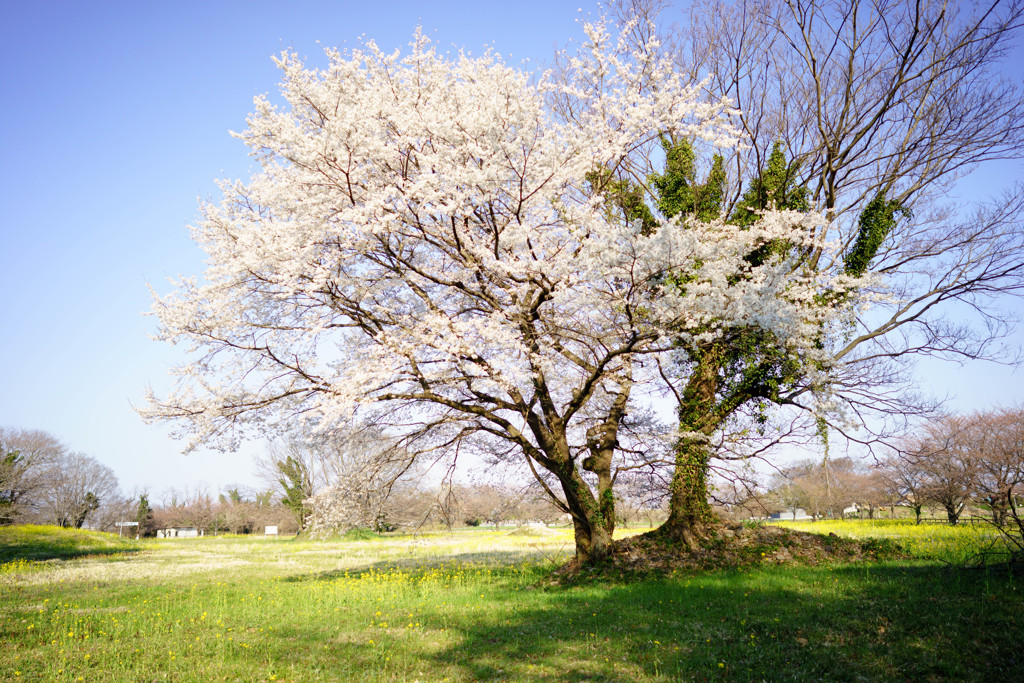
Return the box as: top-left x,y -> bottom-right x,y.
558,523 -> 906,580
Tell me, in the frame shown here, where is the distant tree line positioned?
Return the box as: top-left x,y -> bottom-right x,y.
0,423 -> 596,537
0,427 -> 119,529
254,426 -> 678,536
885,406 -> 1024,527
718,406 -> 1024,527
133,486 -> 294,537
135,478 -> 574,538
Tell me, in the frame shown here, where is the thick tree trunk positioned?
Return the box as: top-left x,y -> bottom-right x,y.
945,503 -> 962,526
561,468 -> 614,564
661,437 -> 713,551
521,407 -> 623,567
566,378 -> 628,565
570,517 -> 613,563
580,450 -> 616,543
657,345 -> 724,550
990,491 -> 1010,527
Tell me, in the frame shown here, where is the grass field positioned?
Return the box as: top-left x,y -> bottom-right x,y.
1,521 -> 1021,681
0,524 -> 139,565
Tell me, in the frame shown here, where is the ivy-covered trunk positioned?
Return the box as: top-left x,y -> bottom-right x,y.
662,437 -> 714,550
657,345 -> 725,550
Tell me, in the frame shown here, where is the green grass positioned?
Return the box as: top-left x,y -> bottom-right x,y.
770,517 -> 1018,565
1,523 -> 1020,681
0,525 -> 138,565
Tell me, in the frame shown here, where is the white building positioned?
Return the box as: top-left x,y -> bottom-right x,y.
769,508 -> 812,521
156,527 -> 200,538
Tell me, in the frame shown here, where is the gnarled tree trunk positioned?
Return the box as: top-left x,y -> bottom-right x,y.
560,466 -> 614,564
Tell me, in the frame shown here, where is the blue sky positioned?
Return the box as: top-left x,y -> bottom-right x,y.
1,0 -> 1021,498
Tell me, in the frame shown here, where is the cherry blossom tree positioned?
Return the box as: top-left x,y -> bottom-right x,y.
256,424 -> 407,530
143,23 -> 867,564
303,425 -> 416,535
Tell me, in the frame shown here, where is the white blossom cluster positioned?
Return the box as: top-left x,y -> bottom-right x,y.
143,21 -> 873,459
304,476 -> 389,537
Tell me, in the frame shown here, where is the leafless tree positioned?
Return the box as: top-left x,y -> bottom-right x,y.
769,466 -> 812,519
520,487 -> 572,526
970,406 -> 1024,526
432,482 -> 464,531
0,427 -> 125,529
457,482 -> 532,529
887,406 -> 1024,525
33,452 -> 120,528
89,494 -> 139,534
904,414 -> 978,524
772,456 -> 867,519
0,427 -> 66,524
878,450 -> 930,522
709,471 -> 773,521
207,486 -> 273,534
847,468 -> 891,519
154,486 -> 220,534
645,0 -> 1024,420
599,0 -> 1024,543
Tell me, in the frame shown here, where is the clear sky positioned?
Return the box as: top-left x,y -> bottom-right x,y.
1,0 -> 1021,499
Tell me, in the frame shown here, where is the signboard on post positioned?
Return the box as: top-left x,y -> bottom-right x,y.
265,525 -> 279,539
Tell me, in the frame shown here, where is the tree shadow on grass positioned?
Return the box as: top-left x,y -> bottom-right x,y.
418,562 -> 1023,682
135,559 -> 1022,682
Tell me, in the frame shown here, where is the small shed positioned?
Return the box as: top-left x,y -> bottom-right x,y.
156,527 -> 200,539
